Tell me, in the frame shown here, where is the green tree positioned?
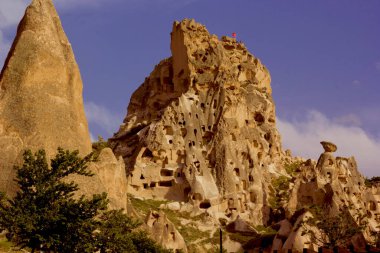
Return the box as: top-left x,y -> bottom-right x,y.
95,210 -> 169,253
365,176 -> 380,187
0,148 -> 169,253
302,206 -> 366,250
92,136 -> 110,158
0,149 -> 106,252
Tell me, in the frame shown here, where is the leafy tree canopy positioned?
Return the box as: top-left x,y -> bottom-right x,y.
0,148 -> 169,253
302,205 -> 366,249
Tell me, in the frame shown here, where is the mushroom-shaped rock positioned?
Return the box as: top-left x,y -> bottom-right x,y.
320,141 -> 337,153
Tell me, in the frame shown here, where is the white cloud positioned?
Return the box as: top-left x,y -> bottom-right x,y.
333,113 -> 362,127
89,132 -> 96,142
277,110 -> 380,177
84,102 -> 122,137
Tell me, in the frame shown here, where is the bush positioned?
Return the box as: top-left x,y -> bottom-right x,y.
269,176 -> 290,210
284,161 -> 302,176
365,177 -> 380,187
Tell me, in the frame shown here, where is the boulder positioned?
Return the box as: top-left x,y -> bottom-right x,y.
320,141 -> 337,153
167,202 -> 181,211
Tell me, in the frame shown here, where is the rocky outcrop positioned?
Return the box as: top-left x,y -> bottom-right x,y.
103,18 -> 379,251
0,0 -> 91,196
270,141 -> 378,251
70,148 -> 128,210
2,3 -> 377,249
110,19 -> 284,224
145,210 -> 188,252
91,148 -> 128,210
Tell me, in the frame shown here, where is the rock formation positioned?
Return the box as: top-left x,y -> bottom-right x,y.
270,141 -> 379,251
110,19 -> 284,224
0,0 -> 127,213
0,0 -> 128,213
110,19 -> 380,250
0,0 -> 91,196
145,211 -> 188,252
1,3 -> 378,250
70,148 -> 128,210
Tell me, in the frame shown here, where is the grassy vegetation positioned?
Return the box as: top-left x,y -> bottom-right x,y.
177,225 -> 210,244
92,136 -> 110,158
129,195 -> 168,215
129,195 -> 278,252
0,237 -> 13,252
272,176 -> 290,191
201,228 -> 227,246
268,175 -> 290,209
0,234 -> 27,253
228,232 -> 253,244
188,229 -> 228,253
284,161 -> 302,176
268,161 -> 301,209
129,195 -> 213,250
254,225 -> 277,235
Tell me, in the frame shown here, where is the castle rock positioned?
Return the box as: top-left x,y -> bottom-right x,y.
110,19 -> 284,224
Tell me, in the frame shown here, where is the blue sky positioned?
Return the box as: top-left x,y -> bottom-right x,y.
1,0 -> 379,176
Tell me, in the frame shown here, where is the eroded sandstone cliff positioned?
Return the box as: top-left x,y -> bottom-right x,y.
111,19 -> 380,251
110,19 -> 285,225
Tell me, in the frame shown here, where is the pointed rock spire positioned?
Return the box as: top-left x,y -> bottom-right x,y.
0,0 -> 92,196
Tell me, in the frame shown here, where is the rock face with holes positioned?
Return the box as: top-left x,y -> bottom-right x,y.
0,0 -> 91,196
271,142 -> 379,251
110,19 -> 284,224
